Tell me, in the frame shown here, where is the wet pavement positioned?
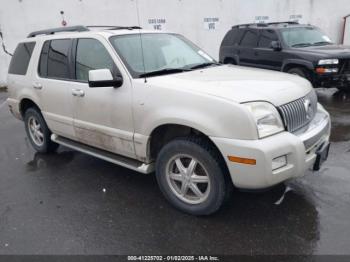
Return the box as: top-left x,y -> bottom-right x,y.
0,88 -> 350,255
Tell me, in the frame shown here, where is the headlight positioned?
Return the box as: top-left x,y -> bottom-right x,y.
318,59 -> 339,65
244,102 -> 284,139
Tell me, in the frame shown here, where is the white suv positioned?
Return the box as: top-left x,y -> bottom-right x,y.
6,26 -> 331,215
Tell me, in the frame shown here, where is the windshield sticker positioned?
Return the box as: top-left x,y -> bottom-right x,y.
322,35 -> 331,42
198,50 -> 213,61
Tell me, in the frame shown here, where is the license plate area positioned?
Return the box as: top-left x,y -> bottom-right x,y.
313,142 -> 330,171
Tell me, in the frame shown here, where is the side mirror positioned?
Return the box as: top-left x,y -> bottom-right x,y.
271,41 -> 282,51
88,69 -> 123,88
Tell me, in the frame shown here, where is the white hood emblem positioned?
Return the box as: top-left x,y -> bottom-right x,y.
304,98 -> 313,120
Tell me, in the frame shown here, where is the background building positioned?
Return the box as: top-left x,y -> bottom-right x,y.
0,0 -> 349,86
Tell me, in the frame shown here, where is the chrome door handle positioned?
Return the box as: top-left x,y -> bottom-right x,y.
33,82 -> 43,90
72,89 -> 85,97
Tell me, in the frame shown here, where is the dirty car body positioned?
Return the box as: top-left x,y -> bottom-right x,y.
6,26 -> 331,215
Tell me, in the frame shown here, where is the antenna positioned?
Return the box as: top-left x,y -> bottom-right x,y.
135,0 -> 147,83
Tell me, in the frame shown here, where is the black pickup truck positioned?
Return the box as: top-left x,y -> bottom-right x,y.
219,21 -> 350,91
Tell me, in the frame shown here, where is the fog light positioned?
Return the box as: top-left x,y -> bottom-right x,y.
272,155 -> 287,170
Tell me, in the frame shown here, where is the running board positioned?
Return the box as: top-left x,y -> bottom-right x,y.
51,134 -> 154,174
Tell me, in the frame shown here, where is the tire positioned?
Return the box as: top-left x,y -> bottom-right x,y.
155,137 -> 229,215
24,108 -> 59,153
224,58 -> 236,65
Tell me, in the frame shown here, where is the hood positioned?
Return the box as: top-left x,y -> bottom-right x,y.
296,44 -> 350,58
145,65 -> 312,107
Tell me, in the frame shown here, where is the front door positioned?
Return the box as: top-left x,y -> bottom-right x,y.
70,37 -> 135,158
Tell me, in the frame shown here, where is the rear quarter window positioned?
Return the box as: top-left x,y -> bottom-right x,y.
8,42 -> 36,75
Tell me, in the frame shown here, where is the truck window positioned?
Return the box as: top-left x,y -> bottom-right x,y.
258,29 -> 278,48
8,42 -> 36,75
75,38 -> 117,82
240,30 -> 258,47
38,39 -> 72,79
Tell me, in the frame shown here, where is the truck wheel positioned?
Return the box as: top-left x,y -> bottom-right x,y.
155,137 -> 228,215
24,108 -> 59,153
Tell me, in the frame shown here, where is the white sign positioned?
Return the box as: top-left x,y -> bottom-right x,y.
148,18 -> 166,30
289,14 -> 303,22
203,17 -> 219,30
255,16 -> 269,23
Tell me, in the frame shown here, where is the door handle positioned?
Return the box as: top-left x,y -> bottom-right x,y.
33,82 -> 43,90
72,89 -> 85,97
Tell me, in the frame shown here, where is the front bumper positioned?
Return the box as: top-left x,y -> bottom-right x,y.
316,73 -> 350,89
211,105 -> 331,189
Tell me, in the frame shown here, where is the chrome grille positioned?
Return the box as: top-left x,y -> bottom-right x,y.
278,91 -> 318,133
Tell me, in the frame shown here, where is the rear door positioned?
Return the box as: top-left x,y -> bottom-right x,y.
34,38 -> 75,139
237,29 -> 259,66
255,29 -> 284,70
69,37 -> 135,158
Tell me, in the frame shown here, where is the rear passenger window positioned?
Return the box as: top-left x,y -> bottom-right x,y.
38,39 -> 72,79
8,42 -> 36,75
240,30 -> 258,47
258,30 -> 278,48
75,38 -> 116,82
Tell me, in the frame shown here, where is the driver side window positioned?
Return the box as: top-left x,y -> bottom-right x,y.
75,38 -> 117,82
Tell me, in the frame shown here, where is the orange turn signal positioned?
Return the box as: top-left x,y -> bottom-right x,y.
316,67 -> 326,74
228,156 -> 256,165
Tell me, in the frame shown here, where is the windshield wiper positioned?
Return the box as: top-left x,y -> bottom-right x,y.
291,43 -> 312,47
312,41 -> 333,46
139,68 -> 190,78
189,62 -> 220,70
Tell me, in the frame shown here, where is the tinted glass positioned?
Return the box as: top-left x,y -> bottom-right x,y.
258,29 -> 278,48
47,39 -> 71,79
8,42 -> 36,75
38,41 -> 50,77
240,30 -> 258,47
76,39 -> 116,81
222,30 -> 234,46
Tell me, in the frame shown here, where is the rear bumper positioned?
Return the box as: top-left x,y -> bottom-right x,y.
6,98 -> 22,120
211,104 -> 331,189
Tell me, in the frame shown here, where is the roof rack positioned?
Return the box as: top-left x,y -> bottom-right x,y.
233,21 -> 299,29
27,25 -> 142,38
28,26 -> 89,38
86,25 -> 142,30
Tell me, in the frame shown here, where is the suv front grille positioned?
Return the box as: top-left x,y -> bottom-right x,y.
340,59 -> 350,74
278,91 -> 318,133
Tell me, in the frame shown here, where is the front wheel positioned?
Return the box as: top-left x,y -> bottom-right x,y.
155,137 -> 228,215
24,108 -> 59,153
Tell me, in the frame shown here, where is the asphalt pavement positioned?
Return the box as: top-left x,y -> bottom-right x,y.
0,88 -> 350,255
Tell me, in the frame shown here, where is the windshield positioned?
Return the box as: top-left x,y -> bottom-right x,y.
281,27 -> 333,48
109,33 -> 215,78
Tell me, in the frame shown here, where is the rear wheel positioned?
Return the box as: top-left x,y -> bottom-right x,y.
155,137 -> 229,215
24,108 -> 59,153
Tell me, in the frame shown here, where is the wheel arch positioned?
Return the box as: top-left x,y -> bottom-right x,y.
282,59 -> 315,72
19,98 -> 42,118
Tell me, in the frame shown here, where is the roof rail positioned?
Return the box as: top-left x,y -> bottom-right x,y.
27,25 -> 142,38
86,25 -> 142,30
233,21 -> 299,29
28,25 -> 89,38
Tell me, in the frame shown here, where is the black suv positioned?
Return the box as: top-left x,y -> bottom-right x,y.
219,21 -> 350,90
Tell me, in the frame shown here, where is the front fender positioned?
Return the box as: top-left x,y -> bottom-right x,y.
282,59 -> 315,72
